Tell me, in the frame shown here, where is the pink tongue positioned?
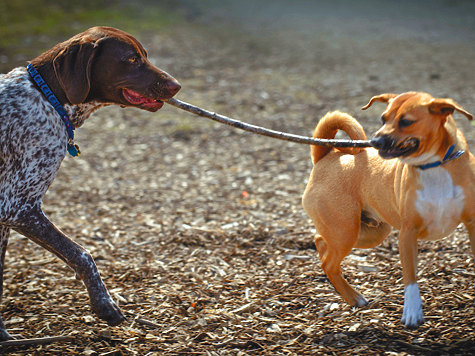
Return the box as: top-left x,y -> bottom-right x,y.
124,89 -> 154,104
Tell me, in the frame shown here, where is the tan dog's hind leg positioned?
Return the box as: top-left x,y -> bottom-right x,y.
304,189 -> 370,307
315,233 -> 368,307
398,228 -> 424,328
312,211 -> 391,307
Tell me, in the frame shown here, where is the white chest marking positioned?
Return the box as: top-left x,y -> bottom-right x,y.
415,168 -> 464,240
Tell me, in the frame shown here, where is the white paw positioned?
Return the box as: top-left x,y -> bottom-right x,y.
401,283 -> 424,328
355,295 -> 369,307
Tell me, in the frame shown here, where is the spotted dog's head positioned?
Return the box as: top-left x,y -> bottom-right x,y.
31,26 -> 181,112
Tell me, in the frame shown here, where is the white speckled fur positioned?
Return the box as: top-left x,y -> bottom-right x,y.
0,26 -> 181,341
0,67 -> 122,339
0,68 -> 105,220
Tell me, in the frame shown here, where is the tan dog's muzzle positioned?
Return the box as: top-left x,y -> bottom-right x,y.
371,134 -> 420,159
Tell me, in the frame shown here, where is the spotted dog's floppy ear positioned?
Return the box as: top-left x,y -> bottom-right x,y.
361,93 -> 398,110
428,98 -> 473,121
53,36 -> 102,105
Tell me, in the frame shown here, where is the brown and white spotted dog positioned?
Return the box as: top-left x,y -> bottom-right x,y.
0,26 -> 180,340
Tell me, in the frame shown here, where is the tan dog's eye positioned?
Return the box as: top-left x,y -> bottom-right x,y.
398,116 -> 415,128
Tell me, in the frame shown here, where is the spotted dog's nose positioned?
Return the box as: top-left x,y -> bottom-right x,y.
166,79 -> 181,96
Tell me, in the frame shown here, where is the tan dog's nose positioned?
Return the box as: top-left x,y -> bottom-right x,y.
371,135 -> 394,151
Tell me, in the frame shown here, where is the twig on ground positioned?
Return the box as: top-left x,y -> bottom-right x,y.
0,335 -> 73,347
166,98 -> 373,148
125,311 -> 161,329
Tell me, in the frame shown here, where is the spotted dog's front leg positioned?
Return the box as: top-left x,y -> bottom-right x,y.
14,205 -> 125,326
0,225 -> 12,341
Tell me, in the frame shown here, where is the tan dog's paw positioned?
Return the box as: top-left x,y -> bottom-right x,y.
401,283 -> 424,328
355,295 -> 369,307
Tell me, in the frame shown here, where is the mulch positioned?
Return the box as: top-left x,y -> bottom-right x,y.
2,222 -> 475,355
2,1 -> 475,354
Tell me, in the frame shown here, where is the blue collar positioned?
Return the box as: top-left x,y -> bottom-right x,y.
27,64 -> 80,157
416,144 -> 464,170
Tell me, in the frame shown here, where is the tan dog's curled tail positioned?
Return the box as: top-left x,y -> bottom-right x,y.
311,111 -> 367,165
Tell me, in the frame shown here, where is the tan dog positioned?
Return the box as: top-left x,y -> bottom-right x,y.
302,92 -> 474,328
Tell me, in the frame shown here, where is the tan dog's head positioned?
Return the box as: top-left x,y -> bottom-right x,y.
362,92 -> 473,164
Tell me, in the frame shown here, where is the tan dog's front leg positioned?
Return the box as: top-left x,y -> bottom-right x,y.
465,219 -> 475,258
399,228 -> 424,328
464,219 -> 475,298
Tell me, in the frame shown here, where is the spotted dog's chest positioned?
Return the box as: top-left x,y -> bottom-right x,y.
0,68 -> 102,208
415,168 -> 464,241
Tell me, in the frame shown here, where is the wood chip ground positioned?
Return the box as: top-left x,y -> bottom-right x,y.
2,1 -> 475,355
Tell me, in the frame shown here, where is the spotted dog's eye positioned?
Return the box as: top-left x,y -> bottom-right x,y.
127,56 -> 140,64
381,115 -> 386,124
398,116 -> 415,128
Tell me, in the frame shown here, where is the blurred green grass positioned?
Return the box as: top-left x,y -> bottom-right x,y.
0,0 -> 185,70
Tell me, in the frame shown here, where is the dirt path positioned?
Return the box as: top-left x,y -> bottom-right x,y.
2,1 -> 475,354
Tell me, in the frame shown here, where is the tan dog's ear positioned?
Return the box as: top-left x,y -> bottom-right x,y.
428,98 -> 473,121
361,93 -> 398,110
53,37 -> 101,104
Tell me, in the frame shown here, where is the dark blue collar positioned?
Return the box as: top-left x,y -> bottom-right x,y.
27,64 -> 80,157
416,144 -> 464,170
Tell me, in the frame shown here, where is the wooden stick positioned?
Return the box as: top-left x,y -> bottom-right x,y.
125,311 -> 161,329
133,317 -> 161,329
0,335 -> 73,347
165,98 -> 373,148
